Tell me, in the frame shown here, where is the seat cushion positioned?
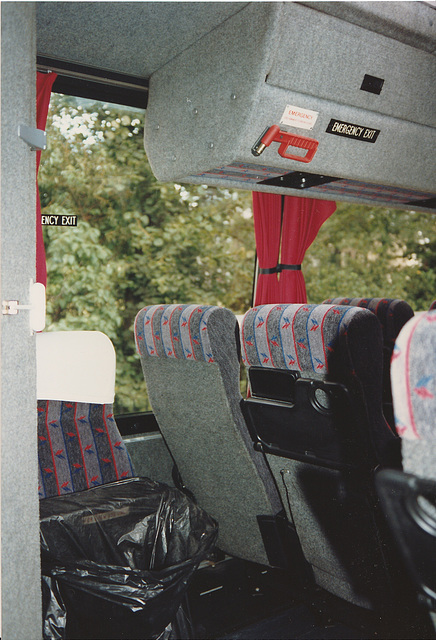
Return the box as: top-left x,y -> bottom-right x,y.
38,400 -> 134,499
391,311 -> 436,441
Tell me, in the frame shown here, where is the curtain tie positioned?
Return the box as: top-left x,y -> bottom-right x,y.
259,264 -> 301,275
259,266 -> 280,275
278,263 -> 302,271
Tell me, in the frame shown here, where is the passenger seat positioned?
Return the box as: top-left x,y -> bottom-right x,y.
241,303 -> 398,609
37,331 -> 134,498
376,310 -> 436,632
134,304 -> 300,568
322,297 -> 414,430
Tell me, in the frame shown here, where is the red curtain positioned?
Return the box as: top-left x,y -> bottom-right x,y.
252,192 -> 282,304
252,193 -> 336,305
36,71 -> 57,285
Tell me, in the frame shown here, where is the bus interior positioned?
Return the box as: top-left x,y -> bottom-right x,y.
1,2 -> 436,639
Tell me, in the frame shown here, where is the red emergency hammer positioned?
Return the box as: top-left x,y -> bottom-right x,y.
251,125 -> 318,163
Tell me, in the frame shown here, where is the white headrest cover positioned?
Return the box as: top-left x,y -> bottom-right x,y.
36,331 -> 116,404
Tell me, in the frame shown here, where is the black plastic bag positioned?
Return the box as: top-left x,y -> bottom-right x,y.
40,477 -> 218,639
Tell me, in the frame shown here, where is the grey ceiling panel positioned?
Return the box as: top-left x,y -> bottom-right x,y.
36,1 -> 248,78
300,1 -> 436,54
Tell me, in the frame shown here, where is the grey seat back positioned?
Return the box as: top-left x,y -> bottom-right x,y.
134,304 -> 284,566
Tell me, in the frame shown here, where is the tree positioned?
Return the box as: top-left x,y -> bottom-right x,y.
40,95 -> 436,412
39,94 -> 255,413
304,203 -> 436,309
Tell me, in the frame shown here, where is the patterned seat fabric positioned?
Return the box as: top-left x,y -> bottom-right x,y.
322,297 -> 414,348
391,310 -> 436,479
375,310 -> 436,629
322,297 -> 414,430
135,304 -> 287,567
136,304 -> 228,363
37,331 -> 134,499
38,400 -> 134,499
242,302 -> 364,373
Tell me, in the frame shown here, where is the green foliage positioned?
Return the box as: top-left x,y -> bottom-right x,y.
40,95 -> 435,413
40,95 -> 255,413
304,203 -> 436,309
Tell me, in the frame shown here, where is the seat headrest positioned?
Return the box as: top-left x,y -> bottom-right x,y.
391,311 -> 436,441
322,297 -> 414,348
135,304 -> 239,364
241,303 -> 376,375
36,331 -> 116,404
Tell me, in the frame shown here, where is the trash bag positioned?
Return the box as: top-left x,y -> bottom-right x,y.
40,477 -> 218,640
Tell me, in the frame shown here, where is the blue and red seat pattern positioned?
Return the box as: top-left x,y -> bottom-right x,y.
391,310 -> 436,442
135,304 -> 216,362
38,399 -> 134,499
241,303 -> 362,374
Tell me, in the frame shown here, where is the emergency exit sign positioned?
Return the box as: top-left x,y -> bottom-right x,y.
41,214 -> 78,227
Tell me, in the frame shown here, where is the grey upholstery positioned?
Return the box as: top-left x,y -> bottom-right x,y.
134,304 -> 284,566
144,2 -> 436,211
241,303 -> 397,608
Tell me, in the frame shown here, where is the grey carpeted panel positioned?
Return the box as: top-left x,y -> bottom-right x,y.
144,2 -> 282,181
267,3 -> 435,128
301,2 -> 436,54
142,356 -> 278,565
145,2 -> 435,199
124,432 -> 175,487
1,3 -> 43,637
402,440 -> 436,482
36,2 -> 247,78
266,455 -> 391,609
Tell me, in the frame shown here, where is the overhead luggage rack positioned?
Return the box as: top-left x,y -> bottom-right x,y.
144,2 -> 436,212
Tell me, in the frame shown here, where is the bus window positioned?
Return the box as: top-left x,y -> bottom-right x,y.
40,95 -> 436,416
39,93 -> 256,415
3,4 -> 435,639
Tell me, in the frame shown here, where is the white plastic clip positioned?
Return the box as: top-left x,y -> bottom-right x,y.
2,300 -> 32,315
18,124 -> 47,151
2,282 -> 46,332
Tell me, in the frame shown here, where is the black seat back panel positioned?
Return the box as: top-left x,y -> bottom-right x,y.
244,376 -> 368,469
